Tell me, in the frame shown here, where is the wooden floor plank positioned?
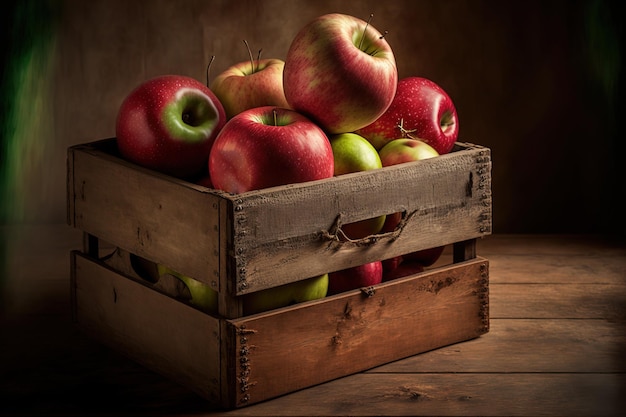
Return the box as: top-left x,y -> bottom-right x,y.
477,234 -> 626,257
488,254 -> 626,284
489,283 -> 626,319
372,318 -> 626,373
208,373 -> 626,417
2,229 -> 625,416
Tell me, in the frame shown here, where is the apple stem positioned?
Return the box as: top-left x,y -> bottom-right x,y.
398,118 -> 418,139
358,13 -> 374,50
243,39 -> 255,74
205,55 -> 215,87
256,48 -> 263,73
273,108 -> 278,126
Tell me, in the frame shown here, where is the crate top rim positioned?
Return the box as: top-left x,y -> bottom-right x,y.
69,138 -> 491,203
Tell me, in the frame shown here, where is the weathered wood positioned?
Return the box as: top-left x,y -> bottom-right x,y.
67,141 -> 222,289
489,283 -> 626,319
71,251 -> 222,402
225,258 -> 489,407
70,241 -> 489,409
375,318 -> 626,373
67,139 -> 492,296
213,373 -> 626,417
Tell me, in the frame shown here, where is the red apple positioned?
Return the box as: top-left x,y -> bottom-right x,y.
382,260 -> 424,282
356,77 -> 459,154
209,106 -> 334,193
283,13 -> 398,134
328,260 -> 383,295
210,57 -> 290,119
378,138 -> 439,167
115,75 -> 226,179
381,255 -> 403,274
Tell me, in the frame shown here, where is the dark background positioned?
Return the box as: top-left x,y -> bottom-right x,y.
1,0 -> 624,236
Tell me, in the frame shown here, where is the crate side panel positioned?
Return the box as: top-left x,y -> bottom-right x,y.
71,251 -> 222,402
69,144 -> 221,286
232,146 -> 492,294
227,257 -> 490,407
237,144 -> 490,242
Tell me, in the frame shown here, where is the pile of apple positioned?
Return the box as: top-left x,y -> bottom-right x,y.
114,13 -> 459,315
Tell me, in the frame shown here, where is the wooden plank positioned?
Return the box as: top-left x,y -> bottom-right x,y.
68,140 -> 491,296
214,373 -> 626,416
374,318 -> 626,373
489,283 -> 626,319
231,143 -> 491,293
225,258 -> 489,407
488,253 -> 626,284
478,234 -> 626,257
68,142 -> 222,288
71,251 -> 222,402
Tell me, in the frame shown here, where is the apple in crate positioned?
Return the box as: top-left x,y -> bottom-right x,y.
328,261 -> 383,295
243,274 -> 329,315
116,75 -> 226,179
383,259 -> 424,282
211,58 -> 290,119
209,106 -> 334,193
330,132 -> 385,239
404,245 -> 446,267
283,13 -> 398,134
357,77 -> 459,154
378,138 -> 439,166
157,264 -> 218,314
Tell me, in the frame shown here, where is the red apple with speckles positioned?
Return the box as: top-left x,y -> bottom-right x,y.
328,260 -> 383,295
283,13 -> 398,134
356,77 -> 459,154
116,75 -> 226,179
209,106 -> 334,193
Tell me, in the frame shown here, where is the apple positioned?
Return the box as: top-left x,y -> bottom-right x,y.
356,76 -> 459,154
404,245 -> 446,267
243,274 -> 329,315
210,57 -> 290,119
328,260 -> 383,295
157,264 -> 218,314
116,74 -> 227,179
330,132 -> 385,239
380,211 -> 403,233
209,106 -> 334,193
382,259 -> 424,282
381,255 -> 403,274
283,13 -> 398,134
378,138 -> 439,167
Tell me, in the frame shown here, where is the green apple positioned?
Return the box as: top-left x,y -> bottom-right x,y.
157,264 -> 218,314
330,132 -> 385,239
242,273 -> 328,315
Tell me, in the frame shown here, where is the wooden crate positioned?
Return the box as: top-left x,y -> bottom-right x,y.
67,138 -> 492,408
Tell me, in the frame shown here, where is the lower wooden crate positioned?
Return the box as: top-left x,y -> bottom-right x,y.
70,249 -> 489,409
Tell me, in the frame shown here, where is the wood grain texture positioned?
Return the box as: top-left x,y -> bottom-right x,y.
1,231 -> 625,416
226,258 -> 489,407
67,140 -> 492,296
72,251 -> 222,402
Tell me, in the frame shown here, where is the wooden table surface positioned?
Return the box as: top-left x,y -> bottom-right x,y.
1,225 -> 625,416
